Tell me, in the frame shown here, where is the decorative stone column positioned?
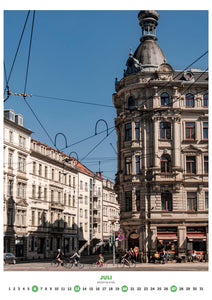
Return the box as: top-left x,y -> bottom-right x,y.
153,117 -> 160,168
178,225 -> 186,256
173,116 -> 181,170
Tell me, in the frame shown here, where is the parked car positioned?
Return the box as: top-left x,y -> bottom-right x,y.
4,253 -> 16,264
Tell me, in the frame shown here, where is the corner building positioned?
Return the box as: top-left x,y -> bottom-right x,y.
113,10 -> 208,262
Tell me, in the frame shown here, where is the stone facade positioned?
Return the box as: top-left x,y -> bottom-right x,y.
113,10 -> 208,262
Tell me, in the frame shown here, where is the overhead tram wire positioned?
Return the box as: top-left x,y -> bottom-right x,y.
21,11 -> 55,148
80,128 -> 116,162
4,10 -> 31,96
31,94 -> 114,108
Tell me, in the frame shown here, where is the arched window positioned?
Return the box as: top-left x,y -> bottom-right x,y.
186,93 -> 194,107
161,154 -> 171,173
128,96 -> 135,108
161,191 -> 172,211
160,92 -> 170,106
203,93 -> 208,107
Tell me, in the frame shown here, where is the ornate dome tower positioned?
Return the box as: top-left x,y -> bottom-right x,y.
125,10 -> 166,76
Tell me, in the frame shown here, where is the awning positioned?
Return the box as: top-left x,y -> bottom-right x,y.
157,235 -> 178,241
187,234 -> 206,241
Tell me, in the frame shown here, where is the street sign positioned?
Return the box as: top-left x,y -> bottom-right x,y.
118,234 -> 124,241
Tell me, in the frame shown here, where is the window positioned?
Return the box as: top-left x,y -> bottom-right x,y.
85,209 -> 88,218
85,182 -> 88,191
161,92 -> 170,106
38,164 -> 42,176
9,131 -> 13,143
31,211 -> 35,226
204,156 -> 208,174
17,183 -> 25,198
186,93 -> 194,107
73,195 -> 75,207
58,171 -> 61,182
135,155 -> 140,174
185,122 -> 195,140
187,192 -> 197,211
125,123 -> 132,141
19,135 -> 26,148
73,177 -> 75,187
38,186 -> 41,199
186,156 -> 196,174
68,194 -> 71,206
203,93 -> 208,107
32,185 -> 36,198
125,191 -> 132,212
45,166 -> 48,178
161,191 -> 172,211
33,162 -> 36,175
80,180 -> 83,190
203,122 -> 208,140
18,156 -> 25,172
125,156 -> 132,175
64,193 -> 67,205
8,152 -> 13,168
136,190 -> 140,211
69,175 -> 71,187
161,154 -> 171,173
135,122 -> 140,140
58,192 -> 61,202
160,122 -> 171,140
44,188 -> 47,201
51,190 -> 54,202
128,96 -> 135,108
8,180 -> 13,196
52,169 -> 54,180
205,192 -> 208,210
80,209 -> 83,218
85,196 -> 88,205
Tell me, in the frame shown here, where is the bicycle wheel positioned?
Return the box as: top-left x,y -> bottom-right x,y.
78,263 -> 84,269
51,259 -> 59,267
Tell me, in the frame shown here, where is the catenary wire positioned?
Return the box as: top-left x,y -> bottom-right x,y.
4,10 -> 31,93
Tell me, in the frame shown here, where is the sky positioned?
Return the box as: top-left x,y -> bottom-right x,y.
3,10 -> 208,182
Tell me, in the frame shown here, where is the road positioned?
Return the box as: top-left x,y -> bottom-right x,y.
4,261 -> 208,271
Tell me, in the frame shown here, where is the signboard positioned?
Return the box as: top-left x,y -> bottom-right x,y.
118,234 -> 124,241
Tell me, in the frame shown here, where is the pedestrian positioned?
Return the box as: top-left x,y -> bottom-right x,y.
161,249 -> 166,264
134,246 -> 139,261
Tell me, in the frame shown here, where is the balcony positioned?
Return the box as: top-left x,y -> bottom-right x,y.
50,201 -> 64,210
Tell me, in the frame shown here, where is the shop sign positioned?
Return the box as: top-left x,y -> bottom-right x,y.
130,233 -> 139,239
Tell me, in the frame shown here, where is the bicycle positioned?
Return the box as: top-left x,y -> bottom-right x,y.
93,260 -> 107,268
66,258 -> 84,269
50,258 -> 68,268
118,257 -> 136,268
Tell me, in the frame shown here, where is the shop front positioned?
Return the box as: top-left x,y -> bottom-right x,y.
157,227 -> 178,255
186,227 -> 207,257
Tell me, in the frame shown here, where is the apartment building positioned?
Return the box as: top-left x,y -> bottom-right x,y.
3,109 -> 119,259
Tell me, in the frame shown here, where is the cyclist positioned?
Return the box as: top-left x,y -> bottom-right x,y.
122,249 -> 130,265
70,249 -> 80,266
96,254 -> 104,266
56,249 -> 64,266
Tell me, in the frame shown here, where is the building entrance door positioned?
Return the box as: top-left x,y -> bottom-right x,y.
128,232 -> 139,249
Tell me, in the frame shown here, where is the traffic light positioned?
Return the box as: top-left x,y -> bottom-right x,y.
109,236 -> 114,245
